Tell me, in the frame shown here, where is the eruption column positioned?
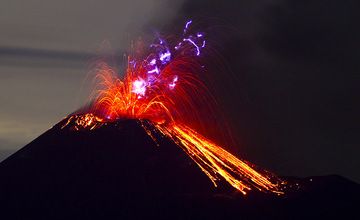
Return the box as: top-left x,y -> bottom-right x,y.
67,20 -> 286,195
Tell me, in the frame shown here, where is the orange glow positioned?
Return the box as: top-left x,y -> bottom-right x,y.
152,123 -> 284,195
91,58 -> 210,127
64,56 -> 286,195
91,61 -> 175,123
62,113 -> 104,130
62,23 -> 287,195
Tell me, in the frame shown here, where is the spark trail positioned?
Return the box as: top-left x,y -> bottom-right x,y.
65,21 -> 285,195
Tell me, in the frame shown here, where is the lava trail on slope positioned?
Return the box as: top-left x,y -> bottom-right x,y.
0,117 -> 358,219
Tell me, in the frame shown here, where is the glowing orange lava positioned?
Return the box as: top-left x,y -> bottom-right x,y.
61,113 -> 104,130
64,21 -> 286,195
155,124 -> 284,194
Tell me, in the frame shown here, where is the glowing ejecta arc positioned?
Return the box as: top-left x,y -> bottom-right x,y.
76,20 -> 286,195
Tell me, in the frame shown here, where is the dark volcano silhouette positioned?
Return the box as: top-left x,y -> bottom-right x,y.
0,118 -> 359,219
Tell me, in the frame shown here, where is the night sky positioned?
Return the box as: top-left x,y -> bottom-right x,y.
0,0 -> 359,182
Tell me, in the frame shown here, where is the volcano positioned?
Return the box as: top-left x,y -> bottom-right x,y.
0,117 -> 359,219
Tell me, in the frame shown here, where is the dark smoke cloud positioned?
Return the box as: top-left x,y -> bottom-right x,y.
179,0 -> 360,182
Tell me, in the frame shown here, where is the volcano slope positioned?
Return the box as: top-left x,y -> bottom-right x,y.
0,117 -> 359,219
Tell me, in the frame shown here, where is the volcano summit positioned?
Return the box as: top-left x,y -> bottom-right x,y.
0,116 -> 359,219
0,20 -> 358,219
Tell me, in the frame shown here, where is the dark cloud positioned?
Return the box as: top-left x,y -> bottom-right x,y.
179,0 -> 360,182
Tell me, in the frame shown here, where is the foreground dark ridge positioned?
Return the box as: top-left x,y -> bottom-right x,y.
0,118 -> 359,219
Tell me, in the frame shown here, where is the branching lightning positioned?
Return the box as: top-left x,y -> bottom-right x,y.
62,20 -> 286,195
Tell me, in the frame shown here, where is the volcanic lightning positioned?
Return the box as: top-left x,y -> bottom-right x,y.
63,21 -> 286,195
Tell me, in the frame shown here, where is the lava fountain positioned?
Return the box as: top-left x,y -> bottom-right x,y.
63,20 -> 285,195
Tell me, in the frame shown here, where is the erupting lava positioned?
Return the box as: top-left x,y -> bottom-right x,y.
64,21 -> 285,195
